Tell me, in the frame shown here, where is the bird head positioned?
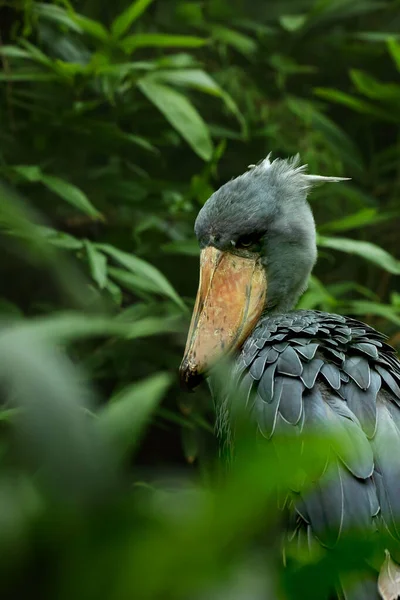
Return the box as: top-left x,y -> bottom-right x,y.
179,154 -> 348,390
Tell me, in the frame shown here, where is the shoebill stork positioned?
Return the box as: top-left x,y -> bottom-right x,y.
179,155 -> 400,599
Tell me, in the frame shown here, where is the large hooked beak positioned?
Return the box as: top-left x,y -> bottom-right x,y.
179,246 -> 267,390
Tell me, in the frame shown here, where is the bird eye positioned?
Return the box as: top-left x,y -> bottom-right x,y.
236,235 -> 255,249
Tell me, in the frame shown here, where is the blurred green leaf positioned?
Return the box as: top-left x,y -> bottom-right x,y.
0,324 -> 116,502
0,46 -> 33,59
111,0 -> 155,39
317,236 -> 400,274
12,166 -> 101,218
108,265 -> 162,296
392,292 -> 400,307
162,240 -> 200,256
38,226 -> 83,250
344,301 -> 400,326
355,32 -> 400,42
137,77 -> 213,161
350,69 -> 400,103
319,208 -> 379,232
98,373 -> 172,458
69,13 -> 109,41
327,281 -> 379,302
18,39 -> 53,67
315,88 -> 399,122
306,0 -> 387,27
41,175 -> 101,218
287,96 -> 364,174
210,25 -> 257,56
33,2 -> 83,32
269,54 -> 316,75
84,241 -> 108,289
96,243 -> 187,310
14,312 -> 181,342
279,15 -> 306,31
120,33 -> 207,52
145,68 -> 244,131
297,276 -> 337,311
388,37 -> 400,71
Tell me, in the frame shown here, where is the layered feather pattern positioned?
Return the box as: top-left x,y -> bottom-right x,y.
217,310 -> 400,552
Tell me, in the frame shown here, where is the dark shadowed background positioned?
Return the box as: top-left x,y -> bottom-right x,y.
0,1 -> 399,598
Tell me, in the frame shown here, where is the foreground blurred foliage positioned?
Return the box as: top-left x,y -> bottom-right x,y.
0,0 -> 400,597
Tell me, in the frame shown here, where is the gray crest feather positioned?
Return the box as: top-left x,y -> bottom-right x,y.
246,153 -> 350,192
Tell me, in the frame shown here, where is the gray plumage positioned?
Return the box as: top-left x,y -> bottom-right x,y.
217,310 -> 400,543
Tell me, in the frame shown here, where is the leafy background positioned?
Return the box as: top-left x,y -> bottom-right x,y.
0,0 -> 399,598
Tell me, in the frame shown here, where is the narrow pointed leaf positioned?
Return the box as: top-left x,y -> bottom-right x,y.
317,236 -> 400,275
84,241 -> 108,289
96,243 -> 186,310
97,373 -> 172,458
137,78 -> 213,161
120,34 -> 207,52
112,0 -> 155,39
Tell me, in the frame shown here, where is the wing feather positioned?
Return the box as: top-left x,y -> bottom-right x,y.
217,309 -> 400,571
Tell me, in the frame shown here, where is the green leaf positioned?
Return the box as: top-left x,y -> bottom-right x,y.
287,96 -> 364,175
12,166 -> 101,218
317,236 -> 400,275
18,39 -> 53,66
38,226 -> 83,250
350,69 -> 400,103
327,281 -> 379,301
33,3 -> 83,33
108,266 -> 161,296
147,68 -> 223,94
0,72 -> 59,82
0,324 -> 115,501
105,279 -> 123,306
355,32 -> 400,42
0,46 -> 32,59
319,209 -> 378,232
15,312 -> 180,342
97,373 -> 172,457
392,292 -> 400,307
269,54 -> 316,75
162,240 -> 200,256
0,407 -> 23,422
69,14 -> 109,41
122,133 -> 158,153
96,243 -> 187,310
314,88 -> 399,122
146,69 -> 245,131
211,25 -> 257,57
84,241 -> 108,289
306,0 -> 386,28
137,77 -> 213,161
388,38 -> 400,71
12,165 -> 42,182
111,0 -> 155,39
279,15 -> 306,31
42,175 -> 101,218
297,276 -> 337,311
120,33 -> 207,52
343,301 -> 400,326
327,210 -> 399,231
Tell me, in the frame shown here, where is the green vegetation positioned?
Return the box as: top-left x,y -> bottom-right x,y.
0,0 -> 399,597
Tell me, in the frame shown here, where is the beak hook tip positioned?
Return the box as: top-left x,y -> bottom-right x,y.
179,359 -> 204,392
